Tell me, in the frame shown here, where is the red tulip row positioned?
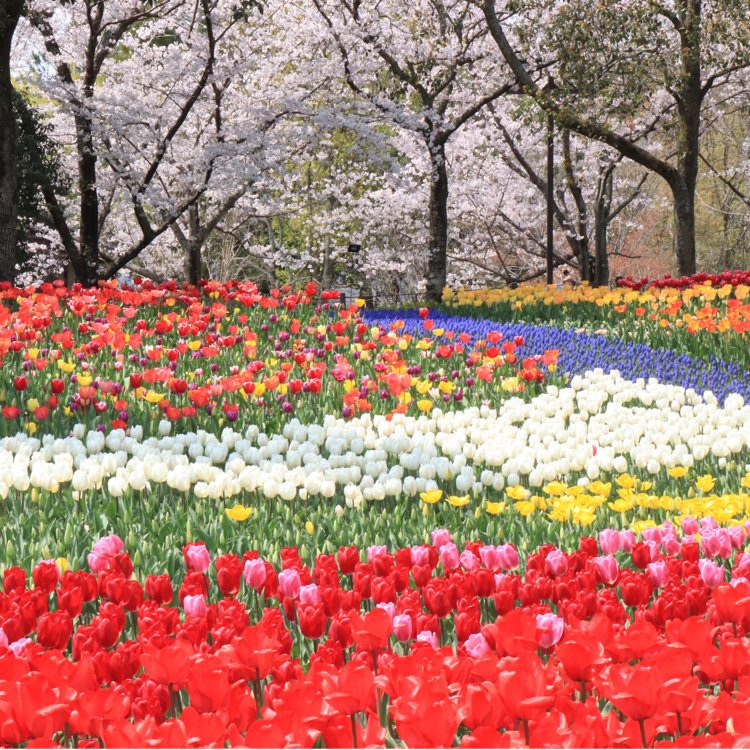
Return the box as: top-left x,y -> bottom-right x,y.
615,270 -> 750,291
3,525 -> 750,747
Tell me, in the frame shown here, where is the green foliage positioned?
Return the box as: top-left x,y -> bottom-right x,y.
12,89 -> 69,259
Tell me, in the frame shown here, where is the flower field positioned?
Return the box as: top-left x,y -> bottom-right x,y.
1,276 -> 750,746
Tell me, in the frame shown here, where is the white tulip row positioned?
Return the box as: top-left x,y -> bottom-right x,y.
0,369 -> 748,503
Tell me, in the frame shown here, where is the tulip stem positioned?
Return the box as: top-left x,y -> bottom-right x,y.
351,714 -> 358,749
522,719 -> 530,746
638,718 -> 647,747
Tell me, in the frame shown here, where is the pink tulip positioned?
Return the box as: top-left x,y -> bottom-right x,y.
662,535 -> 681,556
464,632 -> 491,658
460,550 -> 480,571
478,545 -> 503,571
243,558 -> 266,591
544,549 -> 568,577
645,540 -> 660,563
9,638 -> 32,657
439,543 -> 460,569
598,529 -> 621,555
497,544 -> 519,571
642,527 -> 662,545
88,534 -> 125,573
619,530 -> 636,553
184,543 -> 211,573
431,528 -> 452,547
410,545 -> 430,566
701,517 -> 719,532
699,559 -> 723,589
536,613 -> 564,649
647,561 -> 669,588
299,584 -> 321,606
417,630 -> 439,649
367,545 -> 388,563
278,569 -> 301,599
183,594 -> 208,617
377,602 -> 396,620
393,614 -> 413,642
730,525 -> 746,549
681,517 -> 700,535
593,555 -> 619,585
702,530 -> 732,559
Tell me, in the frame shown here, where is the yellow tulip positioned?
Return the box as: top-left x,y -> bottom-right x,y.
696,475 -> 716,493
225,504 -> 252,521
417,399 -> 433,412
77,374 -> 93,387
420,489 -> 443,504
485,501 -> 505,515
305,521 -> 315,535
447,494 -> 470,507
505,485 -> 528,501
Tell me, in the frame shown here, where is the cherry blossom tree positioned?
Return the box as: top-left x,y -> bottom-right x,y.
480,0 -> 750,277
308,0 -> 516,301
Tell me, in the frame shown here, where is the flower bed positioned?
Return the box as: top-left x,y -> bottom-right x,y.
3,526 -> 750,747
0,277 -> 748,746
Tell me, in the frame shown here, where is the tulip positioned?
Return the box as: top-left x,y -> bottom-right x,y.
460,550 -> 480,571
478,545 -> 502,571
545,550 -> 568,577
183,543 -> 211,573
464,632 -> 491,658
411,545 -> 431,566
536,613 -> 564,648
439,543 -> 460,569
497,544 -> 519,571
183,594 -> 208,617
393,614 -> 413,642
416,630 -> 439,649
367,545 -> 388,563
619,530 -> 636,552
662,534 -> 681,556
243,558 -> 267,591
598,529 -> 621,555
593,555 -> 619,585
702,530 -> 732,559
278,569 -> 301,599
431,529 -> 452,547
681,517 -> 700,535
699,559 -> 723,589
299,583 -> 322,606
647,561 -> 669,588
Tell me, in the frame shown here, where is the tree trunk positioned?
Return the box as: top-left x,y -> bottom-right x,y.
426,138 -> 449,303
77,125 -> 99,285
187,205 -> 202,285
0,2 -> 23,284
673,181 -> 697,277
594,169 -> 612,286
